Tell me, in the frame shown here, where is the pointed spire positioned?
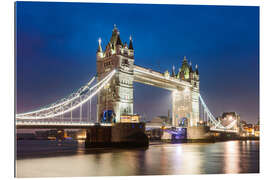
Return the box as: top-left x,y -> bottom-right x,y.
195,64 -> 199,75
180,56 -> 189,72
177,68 -> 181,79
183,56 -> 187,63
124,42 -> 128,48
97,37 -> 103,52
164,70 -> 170,78
98,37 -> 102,45
172,65 -> 176,77
113,24 -> 118,32
180,56 -> 190,79
110,24 -> 120,46
116,34 -> 122,46
189,61 -> 193,73
129,35 -> 134,50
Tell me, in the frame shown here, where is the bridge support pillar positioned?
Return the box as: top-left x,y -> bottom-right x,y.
172,88 -> 193,126
111,123 -> 148,147
85,123 -> 149,148
186,126 -> 211,140
172,86 -> 199,127
161,131 -> 172,140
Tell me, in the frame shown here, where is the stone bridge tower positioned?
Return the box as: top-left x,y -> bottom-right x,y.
172,57 -> 200,127
96,25 -> 134,123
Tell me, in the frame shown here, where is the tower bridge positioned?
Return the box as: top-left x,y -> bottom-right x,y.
96,25 -> 200,128
16,25 -> 239,142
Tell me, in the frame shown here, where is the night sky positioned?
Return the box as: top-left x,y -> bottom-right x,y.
16,2 -> 259,124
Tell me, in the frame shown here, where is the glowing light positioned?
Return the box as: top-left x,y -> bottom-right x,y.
199,94 -> 237,131
98,37 -> 101,45
19,70 -> 112,118
134,65 -> 192,87
16,121 -> 96,126
224,141 -> 240,173
16,76 -> 96,116
16,70 -> 116,120
184,86 -> 189,94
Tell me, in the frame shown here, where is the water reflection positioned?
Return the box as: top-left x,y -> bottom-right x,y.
224,141 -> 240,173
16,140 -> 259,177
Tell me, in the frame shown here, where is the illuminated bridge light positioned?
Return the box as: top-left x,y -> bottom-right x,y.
15,67 -> 236,133
16,70 -> 116,120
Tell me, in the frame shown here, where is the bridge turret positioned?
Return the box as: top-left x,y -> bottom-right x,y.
176,67 -> 181,79
116,33 -> 123,54
128,35 -> 134,57
195,64 -> 199,81
97,25 -> 135,123
189,61 -> 194,80
180,56 -> 190,80
129,35 -> 134,50
124,42 -> 128,49
96,38 -> 103,59
164,70 -> 170,78
171,65 -> 176,77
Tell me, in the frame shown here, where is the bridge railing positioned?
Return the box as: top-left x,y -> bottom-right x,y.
199,94 -> 238,132
133,65 -> 191,87
16,70 -> 116,120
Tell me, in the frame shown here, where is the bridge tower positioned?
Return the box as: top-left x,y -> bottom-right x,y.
96,25 -> 134,123
172,57 -> 200,127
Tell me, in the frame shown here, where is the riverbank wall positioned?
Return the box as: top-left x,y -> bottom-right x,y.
85,123 -> 149,148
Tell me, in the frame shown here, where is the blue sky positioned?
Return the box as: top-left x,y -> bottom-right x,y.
16,2 -> 259,123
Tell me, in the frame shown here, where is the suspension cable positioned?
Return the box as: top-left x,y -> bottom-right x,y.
16,70 -> 116,120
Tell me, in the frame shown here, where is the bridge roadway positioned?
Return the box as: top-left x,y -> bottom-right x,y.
16,121 -> 112,129
145,125 -> 238,133
16,122 -> 161,129
16,121 -> 237,133
133,65 -> 191,91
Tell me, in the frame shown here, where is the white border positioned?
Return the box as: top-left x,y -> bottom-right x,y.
1,0 -> 269,180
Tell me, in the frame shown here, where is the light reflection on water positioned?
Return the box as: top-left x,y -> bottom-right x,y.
16,140 -> 259,177
224,141 -> 240,173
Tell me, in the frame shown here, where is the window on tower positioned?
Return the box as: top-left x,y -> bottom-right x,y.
104,61 -> 112,68
121,59 -> 129,67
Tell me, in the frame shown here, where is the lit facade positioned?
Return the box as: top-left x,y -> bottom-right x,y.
120,114 -> 140,123
171,57 -> 200,127
217,112 -> 240,132
254,124 -> 260,137
96,25 -> 200,127
96,25 -> 134,122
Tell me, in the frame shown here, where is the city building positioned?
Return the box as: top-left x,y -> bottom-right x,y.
145,116 -> 169,140
239,120 -> 260,137
216,112 -> 240,132
254,124 -> 260,137
147,116 -> 168,127
120,114 -> 140,123
35,130 -> 68,140
243,123 -> 255,136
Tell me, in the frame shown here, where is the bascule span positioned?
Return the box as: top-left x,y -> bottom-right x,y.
133,65 -> 191,91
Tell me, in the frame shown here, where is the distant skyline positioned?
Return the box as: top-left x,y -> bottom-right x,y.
16,2 -> 259,123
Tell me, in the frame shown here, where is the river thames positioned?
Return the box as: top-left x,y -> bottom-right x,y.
16,140 -> 259,177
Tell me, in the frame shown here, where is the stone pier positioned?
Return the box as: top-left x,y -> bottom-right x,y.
85,123 -> 149,148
